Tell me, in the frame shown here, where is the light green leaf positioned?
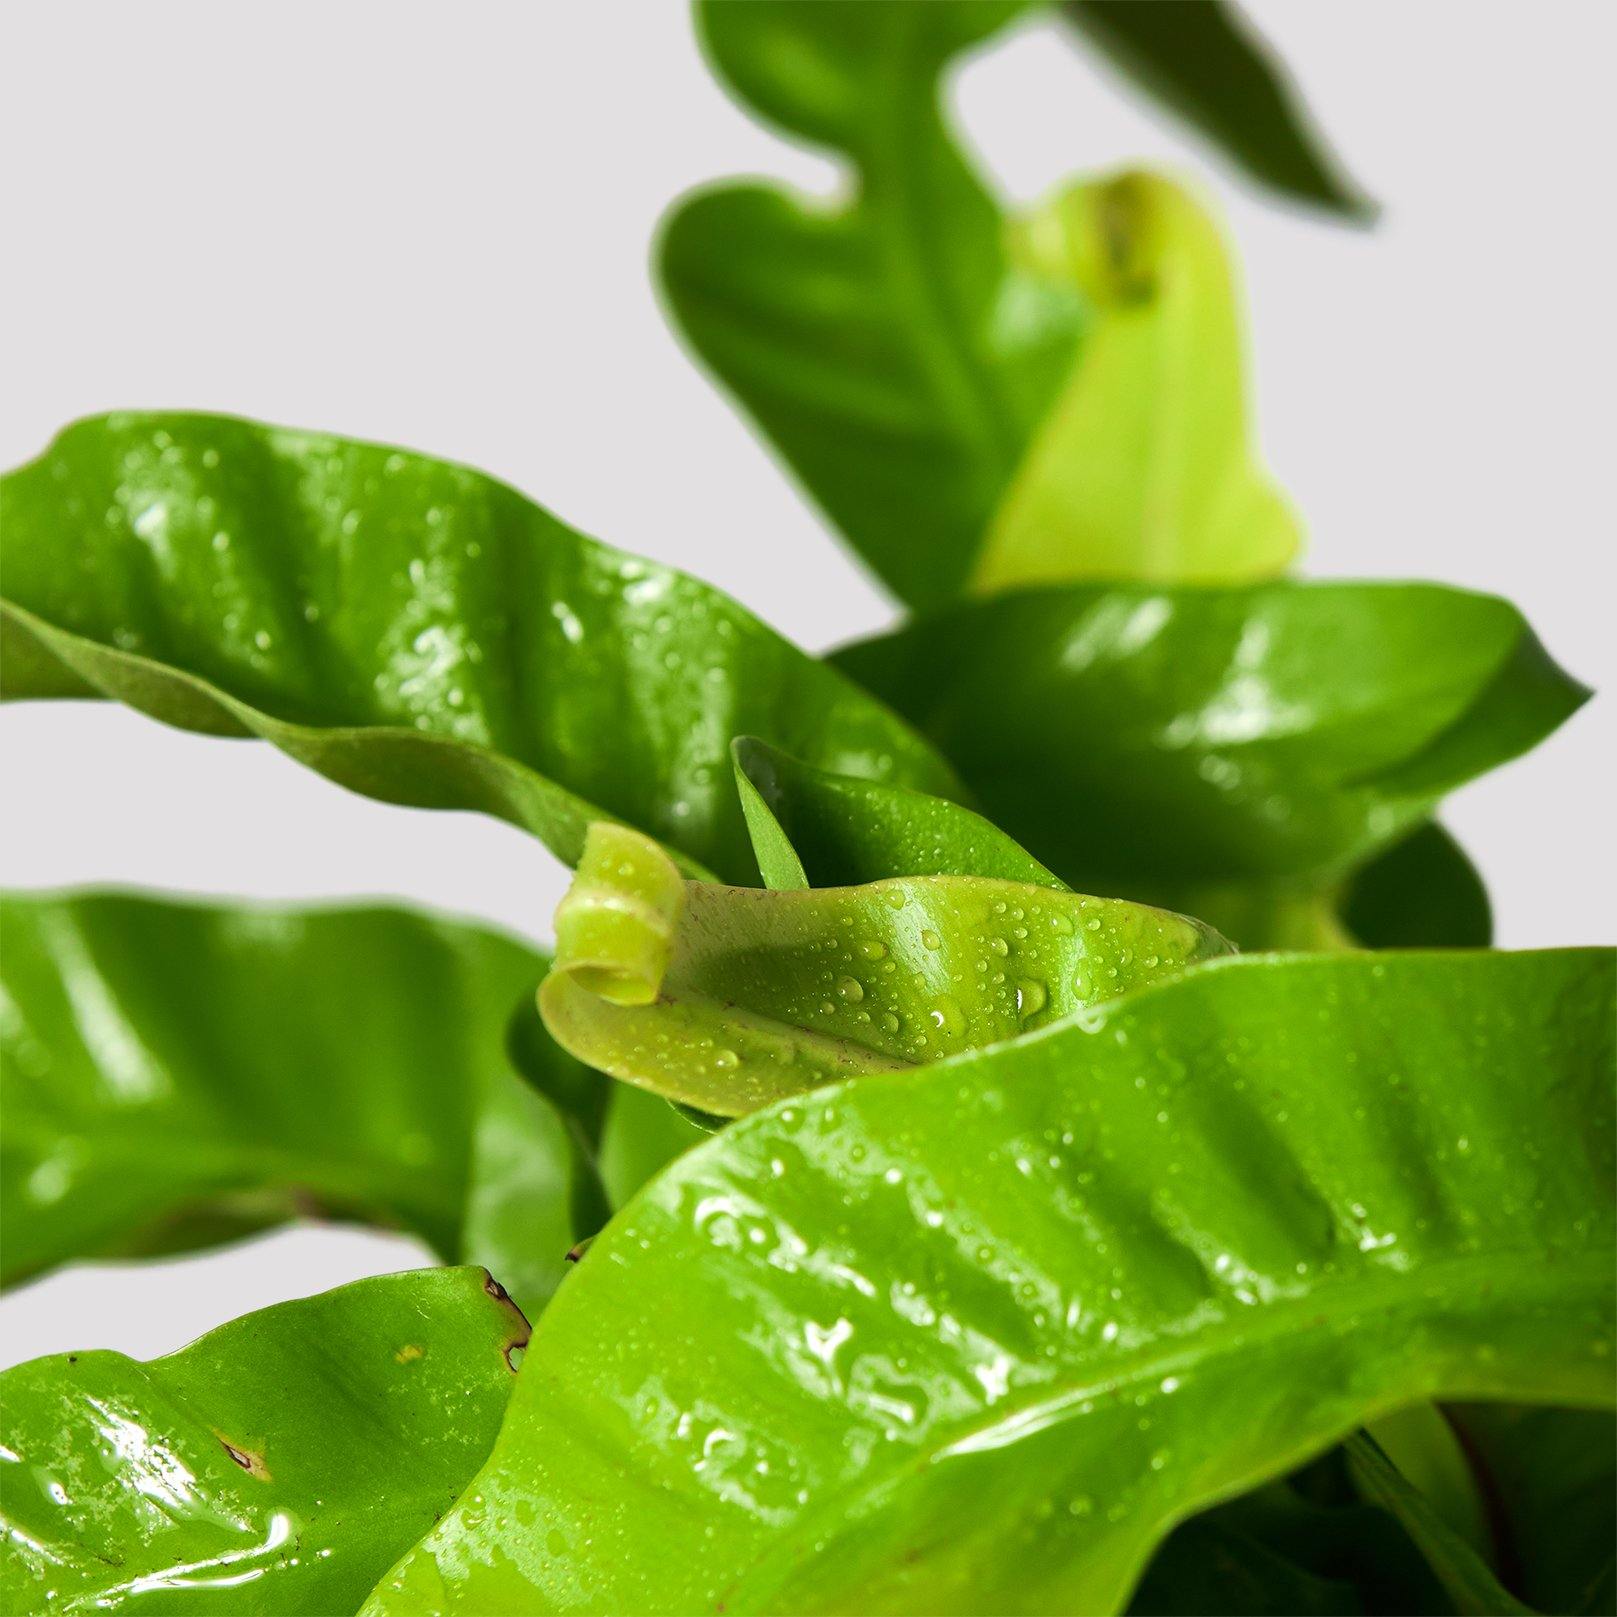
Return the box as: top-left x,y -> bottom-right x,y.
733,736 -> 1063,891
0,890 -> 604,1316
834,581 -> 1586,943
538,822 -> 1228,1115
662,0 -> 1083,609
970,172 -> 1300,593
0,1267 -> 527,1616
367,949 -> 1615,1616
0,412 -> 958,885
1060,2 -> 1375,220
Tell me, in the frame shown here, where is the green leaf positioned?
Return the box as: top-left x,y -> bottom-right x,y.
366,949 -> 1615,1616
1447,1404 -> 1617,1615
667,5 -> 1298,604
0,1267 -> 527,1616
539,822 -> 1229,1115
1342,823 -> 1492,949
662,0 -> 1083,609
969,172 -> 1301,593
0,412 -> 958,885
0,890 -> 605,1316
834,581 -> 1587,941
1343,1432 -> 1527,1615
1060,2 -> 1375,220
733,736 -> 1064,890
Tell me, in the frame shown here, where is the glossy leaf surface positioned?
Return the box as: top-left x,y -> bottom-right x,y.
0,890 -> 604,1315
970,172 -> 1300,593
0,413 -> 957,884
370,949 -> 1615,1615
0,1268 -> 527,1616
1061,2 -> 1374,219
733,737 -> 1062,891
663,0 -> 1082,608
538,823 -> 1227,1115
834,581 -> 1586,931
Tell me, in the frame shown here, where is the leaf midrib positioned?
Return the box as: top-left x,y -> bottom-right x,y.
719,1247 -> 1614,1608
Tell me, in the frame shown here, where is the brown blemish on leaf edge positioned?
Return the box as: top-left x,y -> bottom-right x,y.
481,1269 -> 532,1374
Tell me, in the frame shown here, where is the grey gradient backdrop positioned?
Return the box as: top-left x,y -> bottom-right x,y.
2,1 -> 1612,1368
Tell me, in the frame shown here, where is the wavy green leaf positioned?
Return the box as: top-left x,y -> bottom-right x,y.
1060,2 -> 1374,219
969,171 -> 1300,593
0,412 -> 957,884
834,581 -> 1586,941
665,4 -> 1297,604
538,822 -> 1227,1115
662,0 -> 1080,609
0,1267 -> 527,1616
368,949 -> 1615,1616
0,890 -> 605,1315
733,737 -> 1062,891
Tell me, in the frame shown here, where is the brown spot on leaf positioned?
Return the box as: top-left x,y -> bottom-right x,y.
216,1434 -> 271,1481
565,1236 -> 594,1264
395,1343 -> 424,1365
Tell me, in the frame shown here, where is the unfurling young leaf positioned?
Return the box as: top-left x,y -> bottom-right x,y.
0,1269 -> 527,1616
969,171 -> 1301,593
538,822 -> 1228,1115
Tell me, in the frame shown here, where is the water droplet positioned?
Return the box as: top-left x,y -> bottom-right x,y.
921,929 -> 941,951
836,976 -> 864,1005
1016,979 -> 1047,1019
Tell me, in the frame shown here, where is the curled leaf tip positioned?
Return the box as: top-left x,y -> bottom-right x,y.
551,823 -> 686,1007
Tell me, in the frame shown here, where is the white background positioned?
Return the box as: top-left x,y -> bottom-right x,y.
2,2 -> 1612,1367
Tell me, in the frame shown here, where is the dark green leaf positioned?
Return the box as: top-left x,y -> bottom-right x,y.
538,822 -> 1228,1115
1448,1405 -> 1617,1615
0,412 -> 958,885
1060,2 -> 1375,220
0,1267 -> 527,1616
368,948 -> 1616,1615
1344,1432 -> 1527,1615
733,736 -> 1063,890
834,582 -> 1586,941
663,0 -> 1079,609
1342,823 -> 1492,949
0,890 -> 604,1316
